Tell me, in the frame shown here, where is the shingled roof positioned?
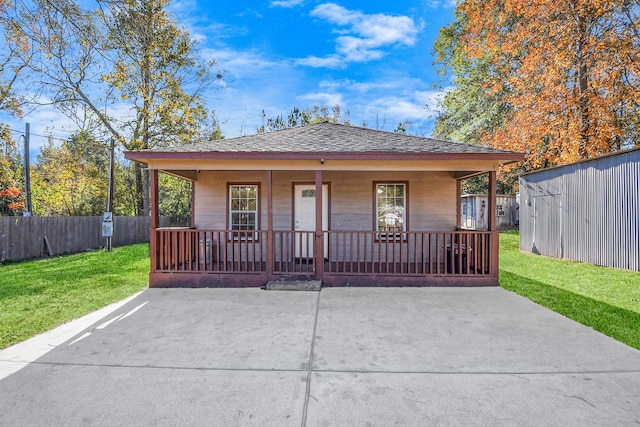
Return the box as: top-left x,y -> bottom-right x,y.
140,122 -> 513,155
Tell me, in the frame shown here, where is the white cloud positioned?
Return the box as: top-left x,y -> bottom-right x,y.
201,48 -> 282,77
318,77 -> 417,94
365,98 -> 426,120
364,89 -> 445,122
237,8 -> 264,18
297,92 -> 344,107
296,55 -> 344,69
300,3 -> 422,67
270,0 -> 305,8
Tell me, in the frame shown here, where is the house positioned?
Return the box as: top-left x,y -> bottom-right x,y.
520,146 -> 640,271
124,123 -> 523,287
460,194 -> 519,231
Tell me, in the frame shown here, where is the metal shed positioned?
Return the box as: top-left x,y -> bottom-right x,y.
519,147 -> 640,271
460,194 -> 519,231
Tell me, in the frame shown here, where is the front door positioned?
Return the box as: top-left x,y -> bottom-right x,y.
294,184 -> 328,258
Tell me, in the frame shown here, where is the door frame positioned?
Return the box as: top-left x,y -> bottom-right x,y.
292,182 -> 331,260
291,182 -> 331,231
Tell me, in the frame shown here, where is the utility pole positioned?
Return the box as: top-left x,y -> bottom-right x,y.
104,137 -> 115,251
23,123 -> 32,216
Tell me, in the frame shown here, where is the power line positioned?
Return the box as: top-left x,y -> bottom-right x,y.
6,128 -> 79,143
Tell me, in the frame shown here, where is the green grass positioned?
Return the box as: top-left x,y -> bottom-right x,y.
500,232 -> 640,349
0,244 -> 149,349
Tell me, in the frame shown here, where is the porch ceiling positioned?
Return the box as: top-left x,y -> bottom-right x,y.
141,157 -> 512,177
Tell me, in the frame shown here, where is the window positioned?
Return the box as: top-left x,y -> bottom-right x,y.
375,183 -> 407,233
229,184 -> 259,231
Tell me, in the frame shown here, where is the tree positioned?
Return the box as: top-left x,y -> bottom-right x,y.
450,0 -> 640,168
31,131 -> 108,216
0,0 -> 31,115
0,0 -> 30,212
102,0 -> 215,215
0,185 -> 23,215
432,9 -> 510,146
155,112 -> 224,224
258,105 -> 351,133
0,124 -> 24,215
7,0 -> 219,216
158,174 -> 191,225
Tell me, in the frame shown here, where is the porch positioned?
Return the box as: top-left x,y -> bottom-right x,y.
149,228 -> 497,287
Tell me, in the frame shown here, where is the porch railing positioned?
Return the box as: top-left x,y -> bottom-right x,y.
152,228 -> 493,277
327,231 -> 491,276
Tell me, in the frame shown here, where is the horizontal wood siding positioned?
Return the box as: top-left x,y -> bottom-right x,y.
194,171 -> 456,232
0,216 -> 158,262
520,148 -> 640,271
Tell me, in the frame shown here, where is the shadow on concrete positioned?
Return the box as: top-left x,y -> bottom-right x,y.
500,269 -> 640,350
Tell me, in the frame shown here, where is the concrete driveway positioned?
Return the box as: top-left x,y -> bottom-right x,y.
1,287 -> 639,426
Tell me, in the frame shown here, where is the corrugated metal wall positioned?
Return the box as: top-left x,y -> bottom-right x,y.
520,148 -> 640,271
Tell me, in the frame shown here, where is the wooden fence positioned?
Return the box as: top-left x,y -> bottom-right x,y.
0,216 -> 175,262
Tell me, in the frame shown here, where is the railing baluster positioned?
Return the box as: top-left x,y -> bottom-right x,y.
362,233 -> 367,273
426,232 -> 431,275
245,231 -> 249,272
356,232 -> 360,274
229,231 -> 236,271
187,231 -> 192,271
341,232 -> 346,273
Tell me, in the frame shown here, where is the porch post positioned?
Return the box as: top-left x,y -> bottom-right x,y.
266,170 -> 274,278
455,178 -> 462,229
190,181 -> 196,228
314,169 -> 324,281
149,169 -> 159,273
488,170 -> 499,279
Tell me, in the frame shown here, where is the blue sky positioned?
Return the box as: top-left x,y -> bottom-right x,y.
2,0 -> 456,154
180,0 -> 457,136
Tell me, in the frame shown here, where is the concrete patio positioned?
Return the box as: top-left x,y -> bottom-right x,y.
1,287 -> 639,425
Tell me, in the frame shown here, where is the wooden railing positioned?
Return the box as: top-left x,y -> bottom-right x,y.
327,231 -> 492,276
154,229 -> 267,273
273,230 -> 315,274
152,229 -> 493,277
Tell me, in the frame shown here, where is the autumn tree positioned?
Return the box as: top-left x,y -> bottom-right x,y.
31,131 -> 108,216
7,0 -> 219,216
0,0 -> 30,211
435,0 -> 640,170
432,9 -> 510,146
0,124 -> 21,187
102,0 -> 217,215
0,0 -> 31,115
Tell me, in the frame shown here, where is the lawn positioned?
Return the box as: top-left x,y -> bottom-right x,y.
0,244 -> 149,349
500,232 -> 640,350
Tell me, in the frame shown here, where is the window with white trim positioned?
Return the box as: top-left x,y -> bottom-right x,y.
375,183 -> 406,233
229,184 -> 258,231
